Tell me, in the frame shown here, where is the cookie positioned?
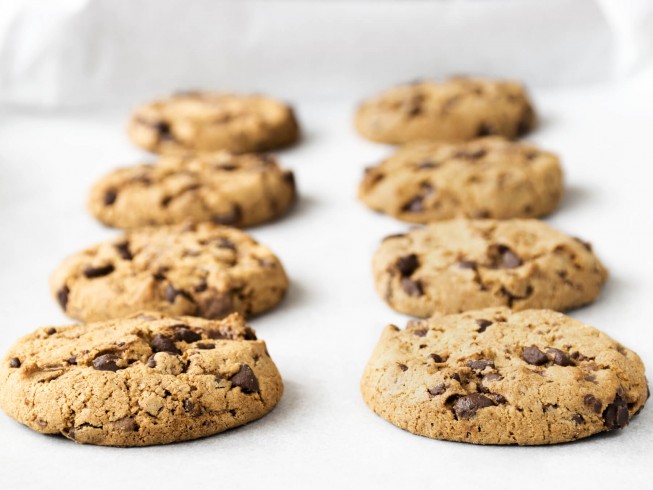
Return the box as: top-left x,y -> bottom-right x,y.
0,312 -> 283,446
359,137 -> 563,222
128,91 -> 300,154
373,219 -> 607,317
88,152 -> 297,229
361,308 -> 648,445
355,77 -> 536,144
50,223 -> 288,322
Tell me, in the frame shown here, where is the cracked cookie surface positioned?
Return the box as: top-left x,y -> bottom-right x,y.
355,77 -> 536,144
128,91 -> 300,154
51,223 -> 288,322
373,219 -> 607,317
361,307 -> 648,445
359,137 -> 563,222
88,152 -> 297,229
0,312 -> 283,446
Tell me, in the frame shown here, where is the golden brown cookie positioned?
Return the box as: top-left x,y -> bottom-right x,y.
0,312 -> 283,446
51,223 -> 288,322
361,308 -> 648,445
359,137 -> 563,222
373,219 -> 607,317
88,152 -> 296,229
128,91 -> 300,154
355,77 -> 536,144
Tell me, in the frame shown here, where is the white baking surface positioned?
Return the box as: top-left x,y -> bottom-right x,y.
1,72 -> 653,487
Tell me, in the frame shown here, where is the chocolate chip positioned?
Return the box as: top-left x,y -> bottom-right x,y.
282,170 -> 296,188
46,327 -> 56,335
194,279 -> 208,292
217,238 -> 237,251
490,244 -> 522,268
173,327 -> 201,343
412,329 -> 427,337
395,254 -> 419,277
428,383 -> 447,396
401,195 -> 425,213
547,348 -> 572,367
466,359 -> 494,371
196,343 -> 215,350
453,393 -> 495,419
603,391 -> 629,430
200,294 -> 233,319
146,354 -> 157,368
165,285 -> 194,304
229,364 -> 260,394
211,205 -> 242,226
183,400 -> 195,413
67,356 -> 77,365
516,105 -> 534,136
401,278 -> 424,296
398,363 -> 408,371
153,268 -> 167,281
453,148 -> 487,160
104,189 -> 117,206
476,319 -> 492,333
477,123 -> 494,137
416,161 -> 440,170
9,357 -> 21,368
430,354 -> 444,363
572,237 -> 593,252
243,327 -> 257,341
93,354 -> 120,372
151,334 -> 180,354
115,242 -> 133,260
57,286 -> 70,310
522,346 -> 548,365
482,373 -> 502,383
83,264 -> 115,279
584,394 -> 602,414
154,121 -> 173,140
458,260 -> 477,270
113,417 -> 138,432
572,414 -> 585,425
488,393 -> 507,404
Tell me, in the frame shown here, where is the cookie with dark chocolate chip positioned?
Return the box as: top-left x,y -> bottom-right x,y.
88,152 -> 297,229
359,137 -> 563,222
355,77 -> 536,144
50,222 -> 288,322
372,219 -> 607,317
0,312 -> 283,446
127,91 -> 300,155
361,307 -> 648,445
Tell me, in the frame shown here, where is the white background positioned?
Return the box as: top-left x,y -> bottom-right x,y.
1,1 -> 653,488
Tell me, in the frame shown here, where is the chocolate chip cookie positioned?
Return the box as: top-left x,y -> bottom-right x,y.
0,312 -> 283,446
88,152 -> 297,229
359,137 -> 563,222
361,307 -> 648,445
50,223 -> 289,322
128,91 -> 300,154
355,77 -> 536,144
373,219 -> 607,317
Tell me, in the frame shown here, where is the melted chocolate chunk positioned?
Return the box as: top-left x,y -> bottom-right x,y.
430,353 -> 444,363
211,205 -> 242,226
104,189 -> 117,206
45,328 -> 56,335
229,364 -> 260,394
458,260 -> 477,270
453,393 -> 495,419
83,264 -> 115,279
428,383 -> 447,396
583,394 -> 602,414
466,359 -> 494,371
489,244 -> 522,269
173,327 -> 201,343
165,285 -> 194,304
475,319 -> 493,333
93,354 -> 120,372
522,346 -> 548,365
196,343 -> 215,350
113,417 -> 139,432
151,334 -> 180,354
398,363 -> 408,372
395,254 -> 419,277
114,242 -> 133,260
572,414 -> 585,425
603,391 -> 629,430
154,121 -> 173,141
401,278 -> 424,297
57,286 -> 70,310
9,357 -> 21,368
547,348 -> 573,367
